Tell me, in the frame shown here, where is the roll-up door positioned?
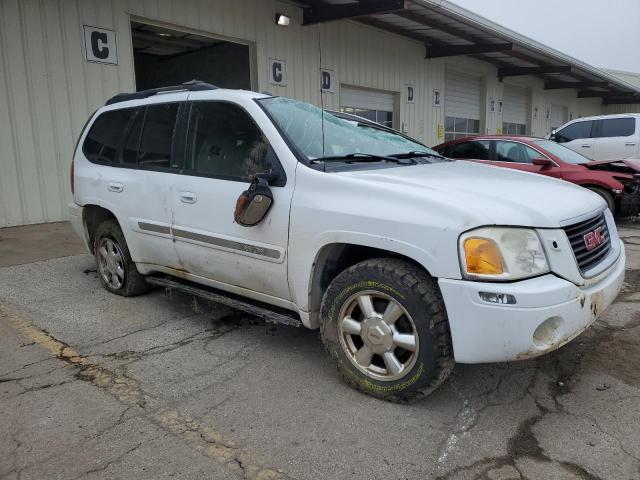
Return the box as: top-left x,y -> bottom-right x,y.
340,86 -> 396,128
550,105 -> 568,132
445,71 -> 481,140
503,84 -> 529,135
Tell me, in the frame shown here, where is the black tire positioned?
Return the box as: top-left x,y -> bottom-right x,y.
587,186 -> 615,214
93,220 -> 150,297
319,258 -> 454,403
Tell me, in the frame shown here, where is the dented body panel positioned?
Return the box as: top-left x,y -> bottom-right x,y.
439,242 -> 625,363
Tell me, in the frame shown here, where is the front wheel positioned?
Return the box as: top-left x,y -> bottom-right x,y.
319,258 -> 454,403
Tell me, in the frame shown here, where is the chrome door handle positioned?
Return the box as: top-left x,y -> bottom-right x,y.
180,192 -> 197,204
107,182 -> 124,193
581,144 -> 592,148
625,142 -> 637,146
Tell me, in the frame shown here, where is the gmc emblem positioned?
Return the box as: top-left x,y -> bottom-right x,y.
583,226 -> 605,251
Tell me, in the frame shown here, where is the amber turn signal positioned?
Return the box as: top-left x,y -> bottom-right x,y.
464,238 -> 504,275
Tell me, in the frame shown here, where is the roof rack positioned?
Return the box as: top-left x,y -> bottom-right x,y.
105,80 -> 218,106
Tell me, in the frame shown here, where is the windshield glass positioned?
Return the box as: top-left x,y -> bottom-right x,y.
532,139 -> 589,164
257,96 -> 439,161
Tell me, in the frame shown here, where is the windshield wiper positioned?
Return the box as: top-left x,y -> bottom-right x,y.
389,151 -> 446,160
310,153 -> 406,164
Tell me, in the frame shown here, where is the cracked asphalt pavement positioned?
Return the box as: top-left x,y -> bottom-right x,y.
1,223 -> 639,480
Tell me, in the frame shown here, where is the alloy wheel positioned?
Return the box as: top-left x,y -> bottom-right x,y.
338,290 -> 419,381
97,237 -> 126,290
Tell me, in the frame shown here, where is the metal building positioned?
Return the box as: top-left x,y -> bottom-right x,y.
1,0 -> 639,227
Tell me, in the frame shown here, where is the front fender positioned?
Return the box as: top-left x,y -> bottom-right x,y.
288,230 -> 454,328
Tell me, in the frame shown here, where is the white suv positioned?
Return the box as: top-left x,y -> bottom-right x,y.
69,82 -> 626,402
550,114 -> 640,160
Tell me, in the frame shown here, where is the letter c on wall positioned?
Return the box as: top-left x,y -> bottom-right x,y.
91,31 -> 109,59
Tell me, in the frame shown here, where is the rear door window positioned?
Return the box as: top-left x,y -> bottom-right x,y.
83,107 -> 138,164
137,103 -> 180,169
494,141 -> 541,164
447,141 -> 490,160
595,118 -> 635,138
555,120 -> 593,143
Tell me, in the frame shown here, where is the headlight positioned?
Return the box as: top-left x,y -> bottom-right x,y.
459,227 -> 549,281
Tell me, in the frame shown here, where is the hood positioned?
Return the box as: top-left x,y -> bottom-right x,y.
584,158 -> 640,174
338,160 -> 605,228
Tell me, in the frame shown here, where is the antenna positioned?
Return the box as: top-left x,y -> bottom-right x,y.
318,24 -> 326,170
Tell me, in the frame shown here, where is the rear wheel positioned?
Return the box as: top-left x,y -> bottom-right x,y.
320,258 -> 454,403
587,186 -> 615,214
94,220 -> 150,297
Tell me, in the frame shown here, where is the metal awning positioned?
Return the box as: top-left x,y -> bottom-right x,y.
294,0 -> 640,105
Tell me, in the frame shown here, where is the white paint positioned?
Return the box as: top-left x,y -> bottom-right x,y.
553,114 -> 640,160
71,88 -> 625,361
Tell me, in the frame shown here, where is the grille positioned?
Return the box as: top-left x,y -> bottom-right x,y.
563,213 -> 611,275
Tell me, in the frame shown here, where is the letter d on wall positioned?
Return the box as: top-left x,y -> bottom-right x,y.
84,26 -> 118,65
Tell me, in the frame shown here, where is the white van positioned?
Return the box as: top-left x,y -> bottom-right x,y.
70,82 -> 625,402
549,114 -> 640,160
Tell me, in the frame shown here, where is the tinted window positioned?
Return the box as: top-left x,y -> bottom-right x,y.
137,103 -> 180,169
122,110 -> 144,165
83,108 -> 138,163
186,102 -> 274,181
555,120 -> 593,143
448,141 -> 490,160
597,118 -> 635,138
494,141 -> 541,164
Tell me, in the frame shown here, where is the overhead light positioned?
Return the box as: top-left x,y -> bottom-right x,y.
157,32 -> 172,37
275,13 -> 290,26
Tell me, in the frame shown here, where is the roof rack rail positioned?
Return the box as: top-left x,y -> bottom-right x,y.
105,80 -> 218,106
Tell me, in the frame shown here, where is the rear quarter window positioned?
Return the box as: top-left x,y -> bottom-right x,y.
83,107 -> 139,164
596,118 -> 636,138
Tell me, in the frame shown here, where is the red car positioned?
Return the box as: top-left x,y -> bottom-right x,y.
433,135 -> 640,216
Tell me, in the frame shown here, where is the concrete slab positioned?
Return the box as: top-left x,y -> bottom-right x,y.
0,221 -> 86,267
0,221 -> 638,479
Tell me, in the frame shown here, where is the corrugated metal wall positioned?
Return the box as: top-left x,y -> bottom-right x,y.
0,0 -> 618,227
0,0 -> 134,227
604,103 -> 640,114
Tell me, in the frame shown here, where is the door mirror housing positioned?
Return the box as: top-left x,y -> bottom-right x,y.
532,158 -> 553,169
549,129 -> 557,141
234,176 -> 274,227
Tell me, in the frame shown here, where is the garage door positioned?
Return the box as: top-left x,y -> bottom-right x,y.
445,71 -> 481,141
340,86 -> 396,128
503,84 -> 529,135
550,105 -> 568,132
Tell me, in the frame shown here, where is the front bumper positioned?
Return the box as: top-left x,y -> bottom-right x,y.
618,181 -> 640,217
438,241 -> 625,363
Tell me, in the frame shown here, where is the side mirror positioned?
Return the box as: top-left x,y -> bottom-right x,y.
234,176 -> 273,227
532,158 -> 553,169
549,129 -> 557,141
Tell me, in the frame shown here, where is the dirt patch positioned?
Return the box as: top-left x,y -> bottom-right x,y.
586,331 -> 640,387
621,269 -> 640,298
